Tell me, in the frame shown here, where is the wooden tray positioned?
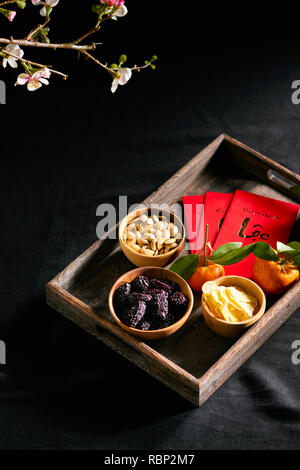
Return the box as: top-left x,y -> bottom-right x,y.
45,134 -> 300,406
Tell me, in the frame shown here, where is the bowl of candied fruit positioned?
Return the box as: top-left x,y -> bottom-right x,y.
108,267 -> 194,340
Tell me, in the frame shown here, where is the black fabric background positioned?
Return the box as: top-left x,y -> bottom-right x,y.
1,1 -> 300,450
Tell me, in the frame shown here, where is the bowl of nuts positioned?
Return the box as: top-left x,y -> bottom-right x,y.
119,207 -> 185,267
108,267 -> 194,340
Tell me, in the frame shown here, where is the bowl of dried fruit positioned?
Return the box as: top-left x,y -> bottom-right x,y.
119,207 -> 185,267
108,267 -> 194,340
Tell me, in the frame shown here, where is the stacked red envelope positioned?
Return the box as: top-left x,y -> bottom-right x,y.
182,190 -> 299,279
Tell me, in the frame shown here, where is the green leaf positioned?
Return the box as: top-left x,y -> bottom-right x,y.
290,184 -> 300,198
210,242 -> 242,262
253,241 -> 279,261
169,254 -> 199,280
150,64 -> 156,69
119,54 -> 127,66
91,5 -> 101,14
15,0 -> 26,9
151,55 -> 158,62
288,241 -> 300,251
211,244 -> 256,266
287,242 -> 300,266
276,241 -> 300,266
110,63 -> 118,69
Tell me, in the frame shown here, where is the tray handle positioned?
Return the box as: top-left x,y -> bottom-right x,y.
267,169 -> 300,197
223,135 -> 300,202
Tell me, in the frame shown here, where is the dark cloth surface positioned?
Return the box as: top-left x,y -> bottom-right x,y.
1,3 -> 300,450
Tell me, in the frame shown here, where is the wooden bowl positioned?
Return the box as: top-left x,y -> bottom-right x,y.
119,207 -> 185,267
108,266 -> 194,340
201,275 -> 266,338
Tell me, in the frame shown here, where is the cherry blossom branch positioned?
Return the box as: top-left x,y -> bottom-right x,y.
2,47 -> 67,77
73,20 -> 102,45
0,0 -> 157,93
0,1 -> 15,6
25,15 -> 50,41
80,49 -> 113,73
0,37 -> 97,51
73,10 -> 118,45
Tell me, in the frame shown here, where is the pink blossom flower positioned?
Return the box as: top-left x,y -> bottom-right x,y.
111,4 -> 127,19
111,67 -> 131,93
8,10 -> 16,21
100,0 -> 124,6
31,0 -> 60,17
2,44 -> 24,68
15,68 -> 51,91
99,0 -> 127,19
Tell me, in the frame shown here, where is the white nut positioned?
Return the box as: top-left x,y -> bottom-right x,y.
127,231 -> 136,240
170,225 -> 179,236
168,242 -> 178,250
156,229 -> 162,239
157,238 -> 166,250
141,247 -> 154,256
150,239 -> 157,251
137,238 -> 149,246
127,223 -> 136,232
162,229 -> 171,239
164,237 -> 177,245
145,232 -> 156,241
135,230 -> 142,239
127,242 -> 141,253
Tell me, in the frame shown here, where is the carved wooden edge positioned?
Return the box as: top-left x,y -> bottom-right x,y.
45,282 -> 200,400
199,280 -> 300,405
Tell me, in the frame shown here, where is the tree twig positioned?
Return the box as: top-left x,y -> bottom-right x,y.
2,48 -> 68,78
26,15 -> 51,41
0,1 -> 15,6
0,37 -> 97,51
73,20 -> 101,45
80,49 -> 112,73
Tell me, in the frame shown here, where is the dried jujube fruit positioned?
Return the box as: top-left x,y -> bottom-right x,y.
114,282 -> 131,308
128,292 -> 152,305
163,280 -> 178,292
149,278 -> 173,293
169,291 -> 188,312
137,319 -> 152,331
151,290 -> 169,320
131,275 -> 150,292
121,301 -> 146,328
113,275 -> 188,331
153,312 -> 177,330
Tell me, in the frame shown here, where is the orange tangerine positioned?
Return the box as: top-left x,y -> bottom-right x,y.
188,255 -> 225,292
252,255 -> 299,295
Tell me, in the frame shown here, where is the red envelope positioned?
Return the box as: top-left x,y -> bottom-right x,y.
213,190 -> 299,278
203,192 -> 233,247
182,195 -> 205,253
